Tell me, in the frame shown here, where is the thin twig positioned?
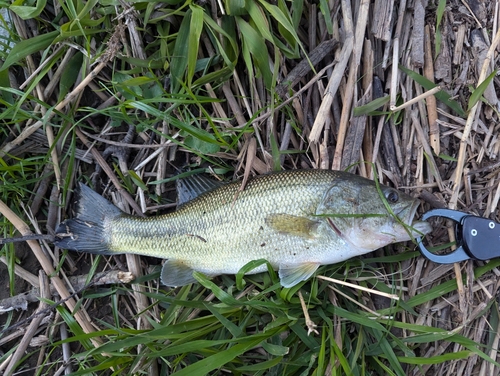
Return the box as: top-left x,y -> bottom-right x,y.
298,290 -> 319,336
316,275 -> 400,300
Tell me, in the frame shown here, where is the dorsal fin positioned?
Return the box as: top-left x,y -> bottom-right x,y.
176,174 -> 224,207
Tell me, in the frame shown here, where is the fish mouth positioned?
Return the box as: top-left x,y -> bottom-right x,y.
403,200 -> 432,236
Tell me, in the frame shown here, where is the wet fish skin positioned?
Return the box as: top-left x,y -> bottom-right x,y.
55,170 -> 431,288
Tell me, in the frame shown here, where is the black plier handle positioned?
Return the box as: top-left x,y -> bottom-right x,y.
418,209 -> 500,263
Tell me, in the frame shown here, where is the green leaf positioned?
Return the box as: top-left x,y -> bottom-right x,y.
236,17 -> 273,89
117,76 -> 155,87
246,1 -> 273,42
438,153 -> 457,161
260,340 -> 289,356
399,64 -> 465,117
193,272 -> 240,305
171,329 -> 280,376
235,259 -> 272,290
184,134 -> 220,154
235,356 -> 284,371
353,95 -> 390,116
129,101 -> 223,146
0,30 -> 59,72
170,9 -> 191,93
112,72 -> 142,100
127,170 -> 147,190
258,0 -> 302,55
151,338 -> 241,358
0,70 -> 13,104
257,0 -> 299,43
141,74 -> 164,100
56,306 -> 96,353
275,0 -> 299,56
468,70 -> 497,111
270,130 -> 281,170
398,351 -> 472,364
319,0 -> 333,34
10,0 -> 47,19
203,13 -> 238,68
225,0 -> 247,16
487,302 -> 500,351
376,335 -> 406,375
58,52 -> 83,101
192,66 -> 233,87
187,5 -> 204,87
435,0 -> 446,55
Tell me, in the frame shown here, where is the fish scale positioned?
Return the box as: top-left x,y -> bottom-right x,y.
55,170 -> 431,287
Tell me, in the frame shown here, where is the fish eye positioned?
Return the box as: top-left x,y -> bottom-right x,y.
385,189 -> 399,203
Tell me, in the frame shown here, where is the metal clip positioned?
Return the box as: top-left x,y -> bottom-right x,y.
417,209 -> 500,263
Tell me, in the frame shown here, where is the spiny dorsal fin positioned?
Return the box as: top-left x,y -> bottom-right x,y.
176,174 -> 224,207
265,214 -> 320,238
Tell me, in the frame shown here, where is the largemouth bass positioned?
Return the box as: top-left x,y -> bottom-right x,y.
55,170 -> 431,288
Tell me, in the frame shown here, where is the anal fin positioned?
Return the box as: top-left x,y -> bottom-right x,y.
279,262 -> 320,288
161,260 -> 198,287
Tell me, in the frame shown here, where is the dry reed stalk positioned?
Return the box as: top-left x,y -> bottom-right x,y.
450,28 -> 500,209
332,0 -> 369,170
309,15 -> 353,144
424,25 -> 440,155
3,272 -> 50,376
0,200 -> 102,347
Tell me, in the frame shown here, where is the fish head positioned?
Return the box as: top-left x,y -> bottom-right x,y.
317,175 -> 432,252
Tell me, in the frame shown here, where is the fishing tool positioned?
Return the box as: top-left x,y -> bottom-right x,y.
418,209 -> 500,263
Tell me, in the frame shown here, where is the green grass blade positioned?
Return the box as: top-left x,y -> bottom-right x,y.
0,30 -> 58,71
318,0 -> 333,35
353,95 -> 390,116
468,69 -> 497,111
399,64 -> 465,117
171,329 -> 281,375
398,351 -> 472,364
58,51 -> 83,101
10,0 -> 47,19
246,1 -> 273,42
128,100 -> 222,146
235,356 -> 283,371
236,17 -> 272,89
435,0 -> 446,55
257,0 -> 300,49
170,9 -> 191,93
187,5 -> 204,87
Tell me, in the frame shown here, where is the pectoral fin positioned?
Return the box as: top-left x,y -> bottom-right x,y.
278,262 -> 320,288
161,260 -> 198,287
265,214 -> 319,238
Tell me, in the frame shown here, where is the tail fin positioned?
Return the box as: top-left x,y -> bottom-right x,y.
54,183 -> 123,255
